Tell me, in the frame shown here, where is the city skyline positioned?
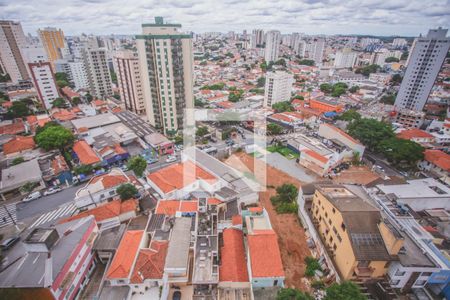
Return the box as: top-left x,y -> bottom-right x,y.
1,0 -> 449,36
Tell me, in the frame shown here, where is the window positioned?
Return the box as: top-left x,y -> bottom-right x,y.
421,272 -> 432,277
414,280 -> 426,286
391,280 -> 400,285
395,269 -> 406,276
341,223 -> 346,231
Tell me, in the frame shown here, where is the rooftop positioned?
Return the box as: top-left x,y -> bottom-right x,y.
3,135 -> 35,155
71,113 -> 121,130
377,178 -> 450,199
130,241 -> 169,283
247,230 -> 284,278
424,149 -> 450,171
0,159 -> 42,192
72,140 -> 101,165
165,217 -> 192,270
219,228 -> 249,282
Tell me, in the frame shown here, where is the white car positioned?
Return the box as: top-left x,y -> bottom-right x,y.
23,191 -> 42,202
43,187 -> 62,196
165,155 -> 177,163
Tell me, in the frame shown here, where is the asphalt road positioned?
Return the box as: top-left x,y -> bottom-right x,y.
364,151 -> 403,178
16,186 -> 79,221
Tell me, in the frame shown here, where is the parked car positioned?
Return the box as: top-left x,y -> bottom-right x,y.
148,158 -> 159,164
166,155 -> 177,163
172,291 -> 181,300
43,187 -> 62,196
23,191 -> 42,202
0,236 -> 20,251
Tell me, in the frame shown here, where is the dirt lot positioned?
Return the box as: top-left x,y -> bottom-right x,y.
333,165 -> 380,185
225,152 -> 311,290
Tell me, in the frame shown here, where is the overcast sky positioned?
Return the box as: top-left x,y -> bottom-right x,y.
1,0 -> 449,37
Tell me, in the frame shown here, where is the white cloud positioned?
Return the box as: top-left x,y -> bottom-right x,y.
2,0 -> 449,36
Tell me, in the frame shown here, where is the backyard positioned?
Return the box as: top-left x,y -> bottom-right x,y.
267,144 -> 299,160
225,152 -> 311,291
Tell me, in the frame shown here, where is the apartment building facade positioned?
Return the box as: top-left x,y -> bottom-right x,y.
82,47 -> 113,98
38,27 -> 65,68
264,30 -> 281,63
0,20 -> 29,83
28,61 -> 60,109
136,17 -> 194,135
263,71 -> 294,107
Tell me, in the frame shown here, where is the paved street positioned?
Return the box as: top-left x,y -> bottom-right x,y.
0,203 -> 18,228
364,151 -> 403,177
16,186 -> 79,221
27,202 -> 78,229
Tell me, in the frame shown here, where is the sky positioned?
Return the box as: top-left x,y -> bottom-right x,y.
1,0 -> 449,37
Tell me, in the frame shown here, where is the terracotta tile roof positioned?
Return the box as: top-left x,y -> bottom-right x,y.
303,149 -> 329,164
147,161 -> 217,194
61,86 -> 80,99
112,107 -> 122,113
248,207 -> 263,214
26,115 -> 37,124
73,140 -> 101,165
130,241 -> 169,283
51,155 -> 69,175
60,199 -> 138,224
397,129 -> 434,140
247,230 -> 284,278
216,101 -> 234,108
207,198 -> 222,205
424,150 -> 450,172
92,99 -> 106,107
2,101 -> 12,108
90,173 -> 128,189
155,200 -> 198,215
106,230 -> 144,279
52,109 -> 77,121
220,228 -> 249,282
0,120 -> 26,135
232,215 -> 243,225
3,136 -> 35,155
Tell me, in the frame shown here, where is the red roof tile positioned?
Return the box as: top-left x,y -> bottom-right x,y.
147,161 -> 217,194
0,120 -> 26,135
51,155 -> 69,175
220,228 -> 249,282
90,173 -> 128,189
248,230 -> 284,278
130,241 -> 169,283
52,109 -> 77,121
232,215 -> 243,225
73,140 -> 101,165
424,150 -> 450,172
397,129 -> 434,140
3,136 -> 35,155
155,200 -> 198,215
302,149 -> 329,164
61,86 -> 80,99
106,230 -> 144,279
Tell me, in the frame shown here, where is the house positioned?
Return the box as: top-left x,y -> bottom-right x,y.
61,86 -> 80,100
0,216 -> 98,300
92,99 -> 108,112
71,113 -> 121,132
318,123 -> 365,158
40,154 -> 73,186
0,119 -> 27,135
418,150 -> 450,184
2,135 -> 35,157
155,200 -> 198,215
26,114 -> 51,132
60,198 -> 139,230
72,140 -> 101,166
0,159 -> 44,200
144,132 -> 174,155
52,109 -> 78,122
74,168 -> 141,209
397,128 -> 435,145
309,98 -> 344,113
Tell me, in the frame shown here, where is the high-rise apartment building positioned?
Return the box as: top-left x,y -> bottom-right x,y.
113,50 -> 146,115
81,47 -> 113,99
264,30 -> 281,63
310,38 -> 325,66
334,48 -> 357,68
251,29 -> 264,48
392,38 -> 407,49
28,61 -> 60,109
136,17 -> 194,134
394,28 -> 450,111
38,27 -> 65,68
0,20 -> 29,83
264,71 -> 294,107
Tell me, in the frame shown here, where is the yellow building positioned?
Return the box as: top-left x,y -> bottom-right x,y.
38,27 -> 65,67
311,184 -> 402,280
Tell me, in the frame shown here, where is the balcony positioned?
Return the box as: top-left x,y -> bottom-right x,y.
354,266 -> 375,278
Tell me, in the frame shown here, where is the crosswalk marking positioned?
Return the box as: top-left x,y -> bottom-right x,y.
29,203 -> 78,229
0,203 -> 17,228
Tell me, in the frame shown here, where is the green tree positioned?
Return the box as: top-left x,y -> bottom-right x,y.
116,183 -> 138,200
52,97 -> 67,108
349,86 -> 360,93
277,288 -> 313,300
228,89 -> 244,102
74,164 -> 94,175
324,281 -> 367,300
71,96 -> 81,105
110,70 -> 117,84
347,118 -> 394,150
7,101 -> 31,118
274,58 -> 286,67
11,157 -> 25,166
380,94 -> 396,105
276,183 -> 298,203
378,137 -> 424,169
127,156 -> 147,177
391,74 -> 402,85
19,182 -> 38,194
297,59 -> 315,66
196,126 -> 209,137
35,125 -> 75,151
355,64 -> 379,76
85,93 -> 93,102
272,101 -> 293,113
305,256 -> 322,277
56,80 -> 69,88
385,56 -> 400,63
174,135 -> 183,145
400,51 -> 409,60
0,73 -> 11,83
292,95 -> 304,101
257,76 -> 266,87
195,98 -> 204,107
260,61 -> 268,72
267,123 -> 283,135
338,109 -> 361,121
320,83 -> 333,93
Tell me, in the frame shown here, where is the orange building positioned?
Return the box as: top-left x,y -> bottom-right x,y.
38,27 -> 65,67
309,98 -> 344,113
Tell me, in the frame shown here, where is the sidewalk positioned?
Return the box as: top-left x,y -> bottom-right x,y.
0,222 -> 27,239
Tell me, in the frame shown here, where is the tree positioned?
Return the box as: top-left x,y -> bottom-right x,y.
19,182 -> 38,194
380,94 -> 396,105
400,51 -> 409,60
347,118 -> 394,150
11,157 -> 25,166
71,96 -> 81,105
174,135 -> 183,145
276,183 -> 298,203
35,125 -> 75,151
338,109 -> 361,121
391,74 -> 402,85
355,64 -> 379,76
320,83 -> 333,93
297,59 -> 315,66
267,123 -> 283,135
292,95 -> 304,101
127,156 -> 147,177
349,86 -> 360,93
228,89 -> 244,102
0,73 -> 11,83
110,70 -> 117,84
260,61 -> 268,72
195,98 -> 204,107
196,126 -> 209,137
272,101 -> 293,113
378,137 -> 424,169
305,256 -> 322,277
7,101 -> 31,118
385,56 -> 399,63
56,80 -> 69,88
277,288 -> 313,300
257,76 -> 266,87
324,281 -> 366,300
74,164 -> 94,175
274,58 -> 286,67
85,93 -> 93,102
116,183 -> 138,200
52,97 -> 67,108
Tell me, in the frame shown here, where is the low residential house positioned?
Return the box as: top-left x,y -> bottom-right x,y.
0,216 -> 98,300
26,114 -> 51,132
92,99 -> 108,112
308,98 -> 344,114
318,123 -> 365,158
155,200 -> 198,215
0,119 -> 27,135
268,111 -> 308,130
74,168 -> 142,209
311,185 -> 399,280
0,159 -> 44,200
397,128 -> 435,146
52,109 -> 78,122
40,154 -> 73,186
72,140 -> 101,166
61,86 -> 80,100
418,150 -> 450,184
93,224 -> 126,264
61,198 -> 139,230
2,135 -> 36,158
144,132 -> 174,155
